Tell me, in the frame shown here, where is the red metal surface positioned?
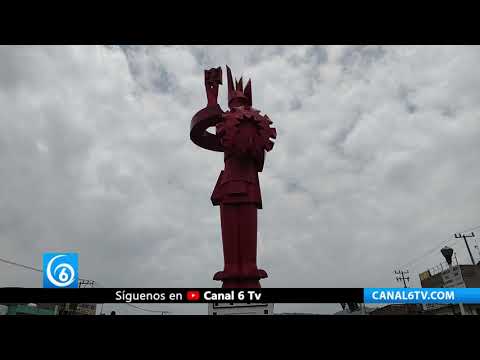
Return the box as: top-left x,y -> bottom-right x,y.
190,66 -> 276,288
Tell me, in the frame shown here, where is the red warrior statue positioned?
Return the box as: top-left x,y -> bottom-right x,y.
190,66 -> 276,288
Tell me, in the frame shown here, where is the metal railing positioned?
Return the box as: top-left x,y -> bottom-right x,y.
427,257 -> 460,277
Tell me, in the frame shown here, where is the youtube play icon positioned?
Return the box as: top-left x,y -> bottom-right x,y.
187,290 -> 200,301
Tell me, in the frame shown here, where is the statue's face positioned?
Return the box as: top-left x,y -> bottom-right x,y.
229,96 -> 248,109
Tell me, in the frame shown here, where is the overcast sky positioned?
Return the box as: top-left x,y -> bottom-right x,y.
1,45 -> 480,315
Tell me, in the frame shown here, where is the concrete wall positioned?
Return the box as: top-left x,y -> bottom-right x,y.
420,264 -> 480,288
461,265 -> 480,287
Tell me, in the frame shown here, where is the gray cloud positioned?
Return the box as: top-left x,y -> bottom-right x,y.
1,45 -> 480,314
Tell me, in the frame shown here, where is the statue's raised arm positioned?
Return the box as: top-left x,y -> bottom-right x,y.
190,67 -> 225,152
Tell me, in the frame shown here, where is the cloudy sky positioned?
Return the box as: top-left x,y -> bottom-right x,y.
1,45 -> 480,315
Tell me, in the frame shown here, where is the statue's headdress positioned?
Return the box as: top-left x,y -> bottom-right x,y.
226,65 -> 252,109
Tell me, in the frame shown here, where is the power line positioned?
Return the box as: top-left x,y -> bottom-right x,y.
397,222 -> 480,269
0,257 -> 171,314
0,256 -> 92,282
0,257 -> 43,273
98,303 -> 170,315
122,303 -> 170,314
98,302 -> 170,315
398,237 -> 457,269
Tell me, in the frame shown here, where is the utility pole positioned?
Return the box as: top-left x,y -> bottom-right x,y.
454,232 -> 476,265
394,270 -> 410,288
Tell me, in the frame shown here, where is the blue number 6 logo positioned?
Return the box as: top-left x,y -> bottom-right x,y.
43,253 -> 78,288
